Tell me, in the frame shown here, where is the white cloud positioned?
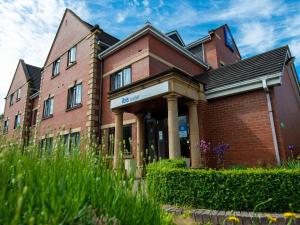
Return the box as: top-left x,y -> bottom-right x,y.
290,40 -> 300,66
237,22 -> 277,56
0,0 -> 90,113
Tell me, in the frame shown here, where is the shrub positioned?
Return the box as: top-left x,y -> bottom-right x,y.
147,159 -> 186,170
147,163 -> 300,212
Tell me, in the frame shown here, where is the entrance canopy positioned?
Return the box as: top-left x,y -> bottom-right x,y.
108,68 -> 206,171
108,68 -> 206,113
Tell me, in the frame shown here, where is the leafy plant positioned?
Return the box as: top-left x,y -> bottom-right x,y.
0,140 -> 173,225
147,161 -> 300,212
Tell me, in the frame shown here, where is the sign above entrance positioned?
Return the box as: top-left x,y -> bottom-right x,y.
110,81 -> 169,109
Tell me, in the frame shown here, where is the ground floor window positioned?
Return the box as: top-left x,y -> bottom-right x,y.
3,119 -> 9,134
14,113 -> 21,129
40,137 -> 53,154
108,125 -> 132,156
61,132 -> 81,155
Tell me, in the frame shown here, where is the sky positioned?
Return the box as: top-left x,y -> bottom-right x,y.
0,0 -> 300,114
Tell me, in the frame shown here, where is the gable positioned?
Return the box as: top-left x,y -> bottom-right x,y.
6,60 -> 29,97
44,9 -> 91,66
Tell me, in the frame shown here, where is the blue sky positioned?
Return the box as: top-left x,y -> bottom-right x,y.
0,0 -> 300,113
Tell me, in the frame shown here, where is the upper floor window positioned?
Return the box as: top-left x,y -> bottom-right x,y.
14,113 -> 21,129
9,93 -> 14,106
43,97 -> 54,118
67,83 -> 82,109
16,88 -> 21,101
68,46 -> 76,66
110,67 -> 131,91
52,58 -> 60,77
3,118 -> 8,134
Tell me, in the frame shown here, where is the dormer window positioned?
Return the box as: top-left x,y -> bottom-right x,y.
67,46 -> 76,66
52,58 -> 60,77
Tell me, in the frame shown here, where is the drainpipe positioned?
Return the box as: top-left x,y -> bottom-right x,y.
262,79 -> 281,164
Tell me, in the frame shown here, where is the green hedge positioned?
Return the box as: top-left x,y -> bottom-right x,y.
147,159 -> 186,170
147,162 -> 300,212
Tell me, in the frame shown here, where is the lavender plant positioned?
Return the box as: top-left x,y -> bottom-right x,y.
213,143 -> 230,168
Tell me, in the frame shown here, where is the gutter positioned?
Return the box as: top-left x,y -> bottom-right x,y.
262,79 -> 281,165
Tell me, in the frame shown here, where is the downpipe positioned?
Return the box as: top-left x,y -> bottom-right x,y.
262,79 -> 281,165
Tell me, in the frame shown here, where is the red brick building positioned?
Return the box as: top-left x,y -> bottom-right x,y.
3,9 -> 300,169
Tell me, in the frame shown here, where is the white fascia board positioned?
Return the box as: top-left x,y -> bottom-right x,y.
185,35 -> 211,49
206,72 -> 283,100
98,24 -> 209,69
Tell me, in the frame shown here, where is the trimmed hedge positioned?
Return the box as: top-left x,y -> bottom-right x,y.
147,162 -> 300,212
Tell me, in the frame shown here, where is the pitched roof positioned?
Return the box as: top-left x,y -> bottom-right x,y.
25,64 -> 41,92
166,30 -> 185,46
195,46 -> 288,90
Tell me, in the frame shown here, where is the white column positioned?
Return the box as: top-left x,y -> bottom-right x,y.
113,110 -> 123,169
136,113 -> 144,178
166,94 -> 181,159
187,101 -> 201,168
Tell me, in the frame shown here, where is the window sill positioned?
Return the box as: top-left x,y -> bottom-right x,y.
42,115 -> 53,121
66,61 -> 77,70
51,73 -> 60,79
66,103 -> 82,112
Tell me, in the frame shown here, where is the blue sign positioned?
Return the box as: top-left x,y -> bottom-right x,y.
224,26 -> 235,52
179,124 -> 188,138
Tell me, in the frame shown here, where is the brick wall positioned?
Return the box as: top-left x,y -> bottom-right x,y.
37,11 -> 92,138
204,90 -> 276,167
272,65 -> 300,159
3,61 -> 31,142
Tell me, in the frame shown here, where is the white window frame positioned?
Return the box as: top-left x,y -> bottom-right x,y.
68,46 -> 77,66
43,97 -> 54,118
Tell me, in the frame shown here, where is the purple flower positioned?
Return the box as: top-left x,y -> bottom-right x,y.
198,140 -> 210,153
288,145 -> 295,151
213,144 -> 230,156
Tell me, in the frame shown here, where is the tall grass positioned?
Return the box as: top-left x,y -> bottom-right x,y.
0,139 -> 172,225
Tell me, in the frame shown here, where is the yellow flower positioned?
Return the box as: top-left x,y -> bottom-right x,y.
226,216 -> 240,223
283,212 -> 299,219
267,215 -> 277,223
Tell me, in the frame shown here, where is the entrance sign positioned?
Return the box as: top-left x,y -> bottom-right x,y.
111,81 -> 169,109
224,26 -> 234,52
179,124 -> 188,138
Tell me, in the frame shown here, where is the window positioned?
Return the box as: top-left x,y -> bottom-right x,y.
40,137 -> 53,153
220,61 -> 225,67
31,109 -> 38,126
111,67 -> 131,91
107,125 -> 132,156
9,93 -> 14,106
3,119 -> 8,134
52,58 -> 60,76
43,97 -> 54,118
62,132 -> 80,155
67,83 -> 82,109
16,88 -> 21,101
14,113 -> 21,129
67,46 -> 76,66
